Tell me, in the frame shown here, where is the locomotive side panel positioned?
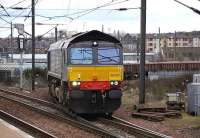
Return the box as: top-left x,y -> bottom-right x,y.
47,40 -> 67,80
61,49 -> 68,82
51,49 -> 62,75
48,49 -> 62,79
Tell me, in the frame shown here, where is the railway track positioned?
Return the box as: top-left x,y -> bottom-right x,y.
0,88 -> 119,138
95,116 -> 170,138
0,88 -> 170,138
0,110 -> 56,138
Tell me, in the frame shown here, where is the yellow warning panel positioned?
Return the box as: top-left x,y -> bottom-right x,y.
68,66 -> 123,81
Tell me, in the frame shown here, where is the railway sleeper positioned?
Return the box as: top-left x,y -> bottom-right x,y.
132,112 -> 164,122
139,111 -> 182,119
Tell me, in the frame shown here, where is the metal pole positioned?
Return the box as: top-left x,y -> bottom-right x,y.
20,51 -> 23,90
136,36 -> 140,63
11,22 -> 13,62
158,27 -> 161,61
174,31 -> 176,61
55,26 -> 58,42
139,0 -> 146,104
32,0 -> 35,91
158,27 -> 161,53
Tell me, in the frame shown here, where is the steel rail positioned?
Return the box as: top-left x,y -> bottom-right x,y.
0,88 -> 119,138
0,110 -> 56,138
0,88 -> 60,109
106,116 -> 171,138
0,88 -> 170,137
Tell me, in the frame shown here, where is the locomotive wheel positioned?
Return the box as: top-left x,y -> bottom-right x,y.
58,87 -> 64,104
48,81 -> 54,97
62,86 -> 68,105
105,113 -> 113,118
48,81 -> 58,103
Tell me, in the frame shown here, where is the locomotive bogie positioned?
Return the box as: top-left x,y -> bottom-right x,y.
69,90 -> 122,114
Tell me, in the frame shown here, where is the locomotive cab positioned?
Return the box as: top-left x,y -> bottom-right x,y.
48,30 -> 123,114
67,41 -> 123,114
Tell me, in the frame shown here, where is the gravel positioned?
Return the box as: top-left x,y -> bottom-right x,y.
1,83 -> 198,138
0,98 -> 98,138
94,121 -> 135,138
0,85 -> 51,101
114,107 -> 197,138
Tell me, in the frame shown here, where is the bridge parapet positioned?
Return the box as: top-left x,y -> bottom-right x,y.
124,61 -> 200,74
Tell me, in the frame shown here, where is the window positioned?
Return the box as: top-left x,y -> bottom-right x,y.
98,47 -> 120,64
70,48 -> 92,64
148,38 -> 153,41
183,38 -> 188,41
183,43 -> 188,46
148,48 -> 153,52
124,55 -> 135,61
149,43 -> 153,46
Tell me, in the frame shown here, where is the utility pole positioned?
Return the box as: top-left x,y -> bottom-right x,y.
55,26 -> 58,42
158,27 -> 162,61
32,0 -> 35,91
136,36 -> 140,63
158,27 -> 161,53
174,31 -> 176,61
18,35 -> 24,90
139,0 -> 146,104
10,22 -> 13,62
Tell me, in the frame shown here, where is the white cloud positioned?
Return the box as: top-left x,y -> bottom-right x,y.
0,0 -> 200,37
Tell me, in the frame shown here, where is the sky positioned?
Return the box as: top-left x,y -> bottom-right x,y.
0,0 -> 200,37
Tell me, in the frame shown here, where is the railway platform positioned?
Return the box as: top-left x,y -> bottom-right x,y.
0,118 -> 33,138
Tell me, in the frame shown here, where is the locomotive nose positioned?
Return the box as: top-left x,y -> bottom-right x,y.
92,75 -> 98,81
68,66 -> 123,81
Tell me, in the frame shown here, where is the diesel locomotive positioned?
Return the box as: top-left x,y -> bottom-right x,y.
47,30 -> 123,115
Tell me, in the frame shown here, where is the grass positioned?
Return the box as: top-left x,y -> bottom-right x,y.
23,67 -> 47,79
122,88 -> 166,110
146,75 -> 192,101
122,75 -> 192,109
122,89 -> 138,110
165,112 -> 200,129
122,75 -> 200,131
122,80 -> 139,110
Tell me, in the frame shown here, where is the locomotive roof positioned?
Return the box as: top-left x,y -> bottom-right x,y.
49,30 -> 121,50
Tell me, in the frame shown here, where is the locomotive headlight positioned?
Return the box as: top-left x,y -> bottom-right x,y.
92,41 -> 98,47
72,81 -> 81,86
114,81 -> 118,85
110,81 -> 114,85
110,81 -> 118,86
72,81 -> 78,86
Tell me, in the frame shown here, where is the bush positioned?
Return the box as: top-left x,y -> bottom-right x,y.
146,75 -> 192,100
23,67 -> 47,79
